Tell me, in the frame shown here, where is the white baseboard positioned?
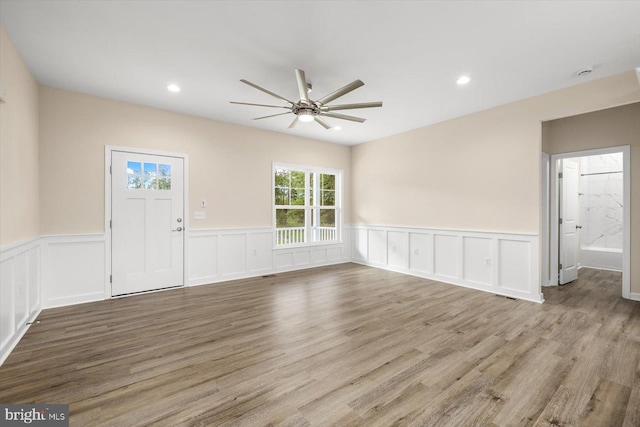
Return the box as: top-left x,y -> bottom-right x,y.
0,307 -> 41,367
45,292 -> 107,309
629,292 -> 640,302
350,224 -> 544,303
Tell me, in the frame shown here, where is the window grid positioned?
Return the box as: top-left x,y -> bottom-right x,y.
274,165 -> 340,247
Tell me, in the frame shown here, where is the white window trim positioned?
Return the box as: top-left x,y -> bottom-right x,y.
272,162 -> 343,249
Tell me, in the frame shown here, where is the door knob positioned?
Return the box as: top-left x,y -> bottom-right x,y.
177,218 -> 182,223
576,225 -> 582,229
173,227 -> 183,232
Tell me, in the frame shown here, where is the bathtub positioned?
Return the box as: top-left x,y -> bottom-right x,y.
580,246 -> 623,272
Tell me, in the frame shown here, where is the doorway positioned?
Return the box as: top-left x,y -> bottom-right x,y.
105,147 -> 188,297
548,146 -> 630,297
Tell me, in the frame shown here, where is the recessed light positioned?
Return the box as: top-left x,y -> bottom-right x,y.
167,84 -> 181,93
333,126 -> 342,131
456,75 -> 470,85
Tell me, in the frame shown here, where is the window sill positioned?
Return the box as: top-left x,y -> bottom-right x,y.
273,240 -> 343,250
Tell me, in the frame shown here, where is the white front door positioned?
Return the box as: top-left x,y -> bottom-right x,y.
111,151 -> 184,296
559,158 -> 580,285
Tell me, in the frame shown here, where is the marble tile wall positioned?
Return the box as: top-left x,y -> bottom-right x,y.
579,153 -> 623,250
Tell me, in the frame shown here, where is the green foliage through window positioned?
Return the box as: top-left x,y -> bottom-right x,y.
274,166 -> 340,245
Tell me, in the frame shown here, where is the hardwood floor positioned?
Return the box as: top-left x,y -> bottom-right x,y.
1,264 -> 638,426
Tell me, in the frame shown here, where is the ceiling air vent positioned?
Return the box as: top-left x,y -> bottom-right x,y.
576,67 -> 593,77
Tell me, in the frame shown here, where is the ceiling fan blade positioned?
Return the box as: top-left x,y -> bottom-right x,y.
316,80 -> 364,105
253,112 -> 291,120
288,117 -> 299,129
230,101 -> 290,109
314,116 -> 332,130
320,112 -> 366,123
240,79 -> 294,104
295,69 -> 310,104
321,102 -> 383,111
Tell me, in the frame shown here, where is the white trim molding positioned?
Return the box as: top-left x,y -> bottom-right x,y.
40,233 -> 107,308
104,145 -> 190,298
0,237 -> 42,366
188,227 -> 351,286
351,224 -> 543,303
549,145 -> 631,299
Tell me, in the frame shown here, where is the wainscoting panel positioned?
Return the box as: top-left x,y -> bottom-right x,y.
409,233 -> 432,274
218,234 -> 247,277
367,229 -> 387,266
0,237 -> 42,366
188,227 -> 350,286
351,228 -> 367,261
351,225 -> 542,303
294,250 -> 310,266
188,234 -> 218,281
388,231 -> 409,270
247,232 -> 273,273
42,235 -> 106,308
434,234 -> 459,279
498,239 -> 532,294
463,237 -> 492,285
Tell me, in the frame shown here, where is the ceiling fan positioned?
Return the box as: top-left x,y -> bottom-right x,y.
230,69 -> 382,129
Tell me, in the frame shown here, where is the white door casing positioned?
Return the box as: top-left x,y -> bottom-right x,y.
111,151 -> 184,296
559,158 -> 579,285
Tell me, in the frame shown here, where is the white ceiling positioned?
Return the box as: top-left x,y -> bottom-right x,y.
1,1 -> 639,145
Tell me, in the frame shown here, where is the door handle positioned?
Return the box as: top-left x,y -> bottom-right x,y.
576,225 -> 582,229
173,227 -> 183,232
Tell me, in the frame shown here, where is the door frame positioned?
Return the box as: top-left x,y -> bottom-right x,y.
548,145 -> 630,298
104,145 -> 190,299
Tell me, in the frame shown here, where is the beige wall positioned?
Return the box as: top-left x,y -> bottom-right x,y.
351,70 -> 640,233
543,102 -> 640,293
0,26 -> 39,246
38,86 -> 351,235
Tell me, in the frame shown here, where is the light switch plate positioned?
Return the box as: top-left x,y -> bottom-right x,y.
194,211 -> 205,220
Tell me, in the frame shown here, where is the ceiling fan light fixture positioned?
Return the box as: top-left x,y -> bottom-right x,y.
298,110 -> 315,122
231,69 -> 382,130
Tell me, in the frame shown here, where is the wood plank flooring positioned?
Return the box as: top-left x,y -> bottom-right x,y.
1,264 -> 638,426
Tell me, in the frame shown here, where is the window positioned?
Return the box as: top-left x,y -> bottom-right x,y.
127,161 -> 171,190
274,164 -> 342,246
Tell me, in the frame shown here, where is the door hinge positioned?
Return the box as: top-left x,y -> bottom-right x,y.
109,274 -> 112,283
109,165 -> 112,174
559,264 -> 563,270
109,220 -> 112,229
559,218 -> 563,224
558,172 -> 563,179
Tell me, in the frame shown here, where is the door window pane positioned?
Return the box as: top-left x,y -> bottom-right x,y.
144,163 -> 157,176
144,177 -> 157,189
127,161 -> 141,174
158,177 -> 171,190
128,175 -> 142,189
158,164 -> 171,177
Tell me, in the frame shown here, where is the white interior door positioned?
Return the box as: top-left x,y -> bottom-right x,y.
559,158 -> 580,285
111,151 -> 184,296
